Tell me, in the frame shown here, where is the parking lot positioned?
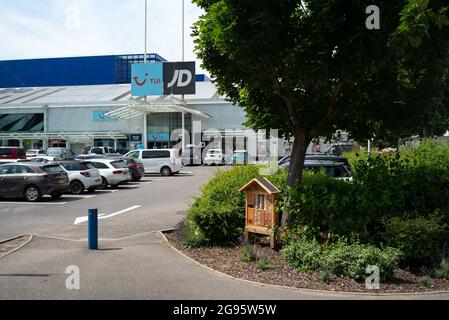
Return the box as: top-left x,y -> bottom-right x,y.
0,166 -> 218,241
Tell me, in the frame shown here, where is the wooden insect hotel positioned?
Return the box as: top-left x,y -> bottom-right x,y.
239,177 -> 281,248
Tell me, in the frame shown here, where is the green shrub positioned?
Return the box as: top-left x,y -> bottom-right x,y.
281,237 -> 401,281
418,276 -> 434,288
241,244 -> 257,263
182,219 -> 208,248
256,254 -> 270,270
317,271 -> 331,284
322,240 -> 402,281
435,259 -> 449,279
382,215 -> 449,267
187,165 -> 259,245
186,165 -> 286,246
281,237 -> 323,273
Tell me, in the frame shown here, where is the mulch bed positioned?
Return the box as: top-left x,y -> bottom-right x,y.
165,229 -> 449,294
0,236 -> 30,257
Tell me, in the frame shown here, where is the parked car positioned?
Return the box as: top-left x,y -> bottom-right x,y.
57,161 -> 102,195
122,157 -> 145,182
0,163 -> 69,202
0,147 -> 26,162
125,149 -> 182,176
75,154 -> 105,161
89,147 -> 119,156
204,149 -> 225,166
278,156 -> 352,180
181,146 -> 202,166
303,160 -> 352,180
84,159 -> 131,189
26,149 -> 47,159
47,148 -> 75,160
278,155 -> 350,169
29,156 -> 63,164
232,150 -> 248,165
325,143 -> 358,156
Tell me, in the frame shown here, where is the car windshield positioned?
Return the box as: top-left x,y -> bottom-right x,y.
111,161 -> 127,169
91,148 -> 104,154
47,149 -> 60,156
62,162 -> 88,171
43,165 -> 66,174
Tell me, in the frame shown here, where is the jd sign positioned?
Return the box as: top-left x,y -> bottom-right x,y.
131,61 -> 196,97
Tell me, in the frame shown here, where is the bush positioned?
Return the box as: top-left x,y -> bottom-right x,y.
186,166 -> 259,245
241,243 -> 257,262
186,165 -> 286,246
281,237 -> 401,281
284,140 -> 449,244
281,237 -> 323,273
435,259 -> 449,279
382,215 -> 449,267
256,254 -> 270,270
182,218 -> 208,248
322,240 -> 402,281
418,276 -> 434,288
317,271 -> 331,284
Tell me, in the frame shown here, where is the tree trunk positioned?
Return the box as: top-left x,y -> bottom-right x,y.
281,130 -> 311,227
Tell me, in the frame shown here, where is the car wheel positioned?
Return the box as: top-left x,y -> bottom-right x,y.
51,192 -> 63,200
99,177 -> 109,189
111,184 -> 120,189
24,185 -> 42,202
70,180 -> 85,195
87,187 -> 96,193
161,167 -> 172,177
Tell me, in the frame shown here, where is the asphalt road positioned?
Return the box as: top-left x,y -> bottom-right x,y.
0,166 -> 216,241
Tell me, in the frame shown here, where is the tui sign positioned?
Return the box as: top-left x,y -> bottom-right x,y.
131,61 -> 196,97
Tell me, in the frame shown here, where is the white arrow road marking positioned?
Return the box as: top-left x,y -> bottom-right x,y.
73,205 -> 141,225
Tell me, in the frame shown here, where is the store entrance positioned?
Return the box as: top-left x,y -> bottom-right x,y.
147,141 -> 170,149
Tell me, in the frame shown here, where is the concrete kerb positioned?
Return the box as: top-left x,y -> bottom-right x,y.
0,235 -> 33,259
158,230 -> 449,298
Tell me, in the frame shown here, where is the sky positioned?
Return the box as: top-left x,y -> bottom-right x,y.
0,0 -> 207,74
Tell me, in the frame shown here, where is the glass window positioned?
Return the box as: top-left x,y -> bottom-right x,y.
91,162 -> 109,169
17,149 -> 25,156
0,148 -> 12,156
0,166 -> 11,174
62,163 -> 87,171
43,165 -> 65,174
111,161 -> 127,169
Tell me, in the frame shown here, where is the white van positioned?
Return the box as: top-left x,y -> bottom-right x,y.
125,149 -> 183,176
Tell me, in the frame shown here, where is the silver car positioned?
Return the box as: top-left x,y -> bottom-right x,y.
85,159 -> 131,189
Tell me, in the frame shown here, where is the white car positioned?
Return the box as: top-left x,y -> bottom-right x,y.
204,149 -> 225,166
30,156 -> 63,164
58,161 -> 102,194
26,149 -> 47,159
125,149 -> 182,176
86,159 -> 131,188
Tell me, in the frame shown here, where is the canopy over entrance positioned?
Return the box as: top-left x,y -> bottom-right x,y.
104,96 -> 211,120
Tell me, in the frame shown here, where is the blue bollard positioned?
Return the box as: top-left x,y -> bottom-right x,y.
88,209 -> 98,250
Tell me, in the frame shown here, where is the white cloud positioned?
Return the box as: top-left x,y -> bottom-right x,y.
0,0 -> 207,74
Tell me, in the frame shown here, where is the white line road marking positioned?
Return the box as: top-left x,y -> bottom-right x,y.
0,201 -> 67,205
73,205 -> 142,225
63,195 -> 96,199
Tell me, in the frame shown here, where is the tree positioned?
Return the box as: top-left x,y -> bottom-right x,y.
193,0 -> 449,189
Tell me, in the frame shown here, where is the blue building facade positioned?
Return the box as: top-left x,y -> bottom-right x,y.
0,54 -> 167,88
